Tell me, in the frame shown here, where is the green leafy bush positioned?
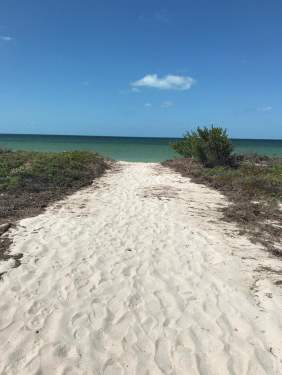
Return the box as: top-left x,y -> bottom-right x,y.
172,126 -> 234,167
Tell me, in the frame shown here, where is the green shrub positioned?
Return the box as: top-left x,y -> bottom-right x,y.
172,126 -> 234,167
0,150 -> 108,192
0,149 -> 110,230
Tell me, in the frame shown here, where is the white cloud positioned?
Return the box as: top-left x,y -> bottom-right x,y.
161,101 -> 174,108
131,87 -> 140,93
131,74 -> 196,91
0,35 -> 13,42
138,9 -> 169,23
144,103 -> 152,108
155,10 -> 169,23
257,106 -> 272,112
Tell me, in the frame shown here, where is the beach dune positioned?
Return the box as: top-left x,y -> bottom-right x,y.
0,162 -> 281,374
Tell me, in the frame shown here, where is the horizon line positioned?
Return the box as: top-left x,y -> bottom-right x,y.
0,132 -> 281,141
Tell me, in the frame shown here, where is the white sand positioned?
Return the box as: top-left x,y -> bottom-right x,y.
0,162 -> 282,375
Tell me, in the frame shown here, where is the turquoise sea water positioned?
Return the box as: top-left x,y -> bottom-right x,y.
0,134 -> 281,162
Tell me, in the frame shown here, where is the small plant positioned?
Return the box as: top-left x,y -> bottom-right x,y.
172,126 -> 234,167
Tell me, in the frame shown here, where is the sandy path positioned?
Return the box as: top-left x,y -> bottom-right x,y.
0,162 -> 282,375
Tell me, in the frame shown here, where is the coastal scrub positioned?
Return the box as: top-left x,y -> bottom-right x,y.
164,155 -> 282,256
0,149 -> 110,276
0,149 -> 110,222
167,126 -> 282,256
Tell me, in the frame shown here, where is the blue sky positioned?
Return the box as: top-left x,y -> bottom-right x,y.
0,0 -> 281,138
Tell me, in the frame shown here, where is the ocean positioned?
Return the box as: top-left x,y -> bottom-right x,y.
0,134 -> 281,162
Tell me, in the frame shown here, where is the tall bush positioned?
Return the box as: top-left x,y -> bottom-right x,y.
172,126 -> 234,167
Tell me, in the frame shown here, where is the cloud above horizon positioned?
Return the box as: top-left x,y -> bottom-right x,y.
0,35 -> 13,42
131,74 -> 196,91
161,101 -> 174,108
257,105 -> 272,112
138,9 -> 169,24
155,9 -> 169,23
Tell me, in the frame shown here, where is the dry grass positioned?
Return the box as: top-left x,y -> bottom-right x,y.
164,155 -> 282,256
0,149 -> 110,275
0,149 -> 110,223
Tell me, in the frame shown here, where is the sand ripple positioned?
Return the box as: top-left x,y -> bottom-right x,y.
0,162 -> 282,374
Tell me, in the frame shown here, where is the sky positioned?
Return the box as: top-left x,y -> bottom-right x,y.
0,0 -> 281,139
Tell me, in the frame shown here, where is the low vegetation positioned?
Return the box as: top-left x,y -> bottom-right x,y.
166,127 -> 282,256
0,149 -> 109,223
0,149 -> 110,276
